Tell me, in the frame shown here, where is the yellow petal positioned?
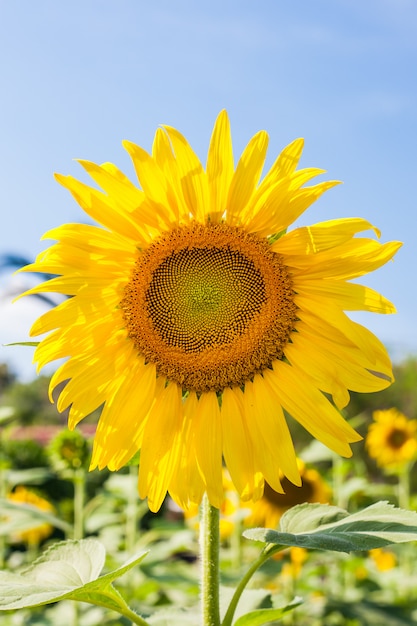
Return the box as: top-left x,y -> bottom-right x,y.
272,218 -> 380,254
60,339 -> 137,428
246,180 -> 340,237
283,238 -> 402,281
226,130 -> 269,224
193,391 -> 223,508
266,363 -> 361,456
296,306 -> 393,377
162,125 -> 209,223
295,280 -> 396,314
206,110 -> 234,222
91,361 -> 157,471
243,376 -> 300,492
151,128 -> 191,223
221,386 -> 263,501
169,392 -> 205,508
122,141 -> 176,224
54,173 -> 152,242
262,137 -> 304,183
138,382 -> 183,512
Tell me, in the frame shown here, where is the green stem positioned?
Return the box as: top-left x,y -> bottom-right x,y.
82,589 -> 152,626
200,493 -> 221,626
119,605 -> 152,626
397,462 -> 412,577
0,464 -> 8,568
397,463 -> 410,510
126,465 -> 138,554
222,544 -> 284,626
332,452 -> 344,509
73,469 -> 86,540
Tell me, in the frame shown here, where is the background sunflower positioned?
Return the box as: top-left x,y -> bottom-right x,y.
366,408 -> 417,469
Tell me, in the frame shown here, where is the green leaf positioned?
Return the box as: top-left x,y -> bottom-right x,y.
0,498 -> 72,536
6,467 -> 53,487
4,341 -> 40,347
243,501 -> 417,553
233,598 -> 302,625
0,538 -> 148,611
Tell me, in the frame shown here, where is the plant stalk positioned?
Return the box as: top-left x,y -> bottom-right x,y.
200,493 -> 221,626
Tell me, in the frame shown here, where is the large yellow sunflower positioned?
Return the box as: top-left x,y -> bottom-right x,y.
366,408 -> 417,468
20,111 -> 401,512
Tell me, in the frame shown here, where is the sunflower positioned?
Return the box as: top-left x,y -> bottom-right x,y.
369,547 -> 397,571
244,459 -> 331,529
366,408 -> 417,468
20,111 -> 401,512
8,486 -> 55,546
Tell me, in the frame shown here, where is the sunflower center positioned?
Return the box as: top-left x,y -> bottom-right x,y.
120,223 -> 297,392
263,479 -> 314,508
387,428 -> 408,449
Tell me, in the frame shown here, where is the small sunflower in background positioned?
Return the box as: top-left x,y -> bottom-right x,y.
7,486 -> 55,547
19,111 -> 401,512
369,547 -> 397,572
281,547 -> 309,580
47,429 -> 91,476
366,409 -> 417,469
244,460 -> 331,529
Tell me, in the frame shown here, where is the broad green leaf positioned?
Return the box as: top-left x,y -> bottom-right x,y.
0,538 -> 148,611
243,502 -> 417,553
233,597 -> 302,626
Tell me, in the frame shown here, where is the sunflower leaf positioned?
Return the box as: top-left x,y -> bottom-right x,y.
0,498 -> 72,536
243,501 -> 417,553
233,597 -> 303,625
4,341 -> 40,347
0,538 -> 148,611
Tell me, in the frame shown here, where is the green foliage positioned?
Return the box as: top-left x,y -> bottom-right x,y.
2,358 -> 417,625
2,377 -> 62,425
0,363 -> 16,394
0,539 -> 148,621
244,502 -> 417,552
1,439 -> 47,470
233,598 -> 302,626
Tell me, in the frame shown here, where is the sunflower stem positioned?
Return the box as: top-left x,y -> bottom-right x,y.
397,462 -> 410,510
200,493 -> 221,626
73,468 -> 86,540
222,543 -> 285,626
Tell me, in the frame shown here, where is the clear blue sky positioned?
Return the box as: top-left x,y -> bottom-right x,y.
1,0 -> 416,379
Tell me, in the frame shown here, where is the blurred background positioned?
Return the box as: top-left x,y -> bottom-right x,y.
0,0 -> 416,378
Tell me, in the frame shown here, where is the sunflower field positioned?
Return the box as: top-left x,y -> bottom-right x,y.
1,358 -> 417,626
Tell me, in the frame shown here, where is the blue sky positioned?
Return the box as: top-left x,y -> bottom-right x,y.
1,0 -> 416,379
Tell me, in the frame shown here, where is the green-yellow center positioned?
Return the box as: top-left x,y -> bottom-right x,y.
120,222 -> 297,392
